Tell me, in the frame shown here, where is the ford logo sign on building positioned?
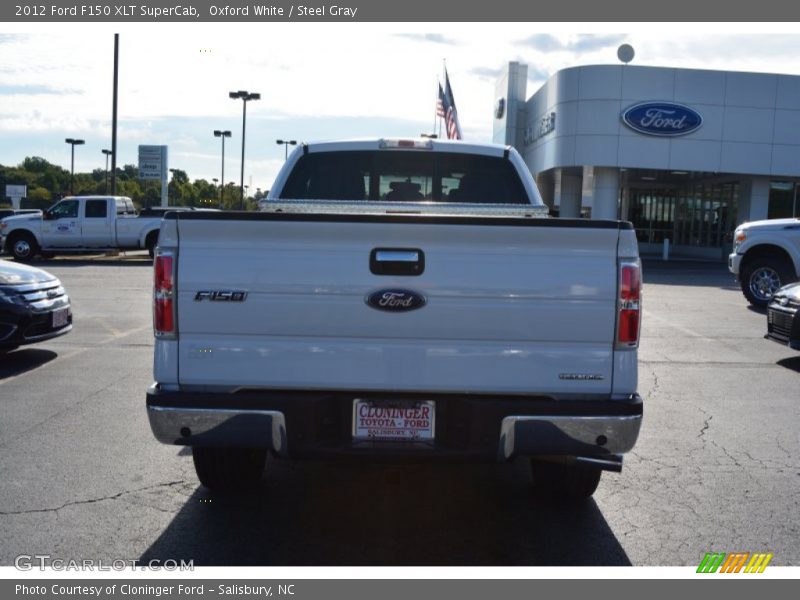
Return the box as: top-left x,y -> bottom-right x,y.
366,289 -> 426,312
621,102 -> 702,137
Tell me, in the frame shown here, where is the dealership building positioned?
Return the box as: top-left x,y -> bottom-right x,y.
493,62 -> 800,259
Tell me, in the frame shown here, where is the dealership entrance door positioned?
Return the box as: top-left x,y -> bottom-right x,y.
624,171 -> 739,259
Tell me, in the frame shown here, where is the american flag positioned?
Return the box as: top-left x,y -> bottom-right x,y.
436,70 -> 462,140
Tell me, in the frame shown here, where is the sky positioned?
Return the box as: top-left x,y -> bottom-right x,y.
6,23 -> 800,193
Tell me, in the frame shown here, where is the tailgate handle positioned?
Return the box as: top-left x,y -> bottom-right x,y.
370,248 -> 425,276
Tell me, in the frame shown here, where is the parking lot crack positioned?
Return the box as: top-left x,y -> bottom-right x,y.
0,479 -> 188,517
0,370 -> 139,450
697,408 -> 712,439
647,364 -> 661,401
709,439 -> 744,469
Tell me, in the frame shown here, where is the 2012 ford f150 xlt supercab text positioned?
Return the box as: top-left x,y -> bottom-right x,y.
146,138 -> 644,500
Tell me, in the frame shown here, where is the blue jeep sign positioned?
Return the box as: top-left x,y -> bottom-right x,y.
621,102 -> 702,137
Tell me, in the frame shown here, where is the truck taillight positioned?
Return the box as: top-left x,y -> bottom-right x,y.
616,260 -> 641,349
154,252 -> 176,338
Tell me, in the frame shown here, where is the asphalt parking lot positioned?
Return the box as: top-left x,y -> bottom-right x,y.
0,254 -> 797,567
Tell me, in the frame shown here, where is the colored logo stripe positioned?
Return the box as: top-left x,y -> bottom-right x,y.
720,553 -> 749,573
697,552 -> 773,573
744,553 -> 773,573
697,553 -> 726,573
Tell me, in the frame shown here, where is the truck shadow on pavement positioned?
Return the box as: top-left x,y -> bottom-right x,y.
0,348 -> 57,380
139,458 -> 630,566
776,356 -> 800,373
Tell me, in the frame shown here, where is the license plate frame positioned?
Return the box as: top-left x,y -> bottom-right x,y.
352,399 -> 435,442
52,308 -> 69,329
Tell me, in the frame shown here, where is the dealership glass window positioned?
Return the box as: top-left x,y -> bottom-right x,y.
630,191 -> 676,244
630,181 -> 738,248
768,181 -> 797,219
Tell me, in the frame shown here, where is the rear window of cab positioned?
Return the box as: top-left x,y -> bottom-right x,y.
279,150 -> 528,204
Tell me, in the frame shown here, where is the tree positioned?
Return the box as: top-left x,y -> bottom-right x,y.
1,156 -> 261,213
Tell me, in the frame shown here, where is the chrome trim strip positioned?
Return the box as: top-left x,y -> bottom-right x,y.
7,279 -> 60,294
0,323 -> 19,342
147,406 -> 288,457
28,298 -> 68,311
22,324 -> 72,343
375,250 -> 419,262
498,414 -> 642,461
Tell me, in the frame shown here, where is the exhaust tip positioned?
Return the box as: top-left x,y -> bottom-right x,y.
575,454 -> 623,472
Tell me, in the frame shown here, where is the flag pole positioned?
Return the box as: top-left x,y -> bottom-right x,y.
433,75 -> 439,137
441,58 -> 447,138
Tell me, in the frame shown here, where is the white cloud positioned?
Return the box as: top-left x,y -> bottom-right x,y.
5,23 -> 800,190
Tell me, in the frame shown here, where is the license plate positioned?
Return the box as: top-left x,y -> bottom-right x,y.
52,308 -> 69,328
352,399 -> 435,441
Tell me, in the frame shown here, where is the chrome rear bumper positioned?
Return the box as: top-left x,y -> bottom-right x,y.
147,405 -> 288,457
146,384 -> 642,463
497,414 -> 642,461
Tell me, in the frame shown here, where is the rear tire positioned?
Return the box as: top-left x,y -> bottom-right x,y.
192,446 -> 267,491
740,256 -> 795,307
146,231 -> 159,259
9,232 -> 39,262
531,460 -> 602,500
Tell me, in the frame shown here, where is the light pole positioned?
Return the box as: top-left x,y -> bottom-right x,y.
214,130 -> 231,208
276,139 -> 297,160
65,138 -> 85,195
101,149 -> 113,194
229,90 -> 260,209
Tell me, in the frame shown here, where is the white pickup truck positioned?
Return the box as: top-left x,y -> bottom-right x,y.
146,138 -> 644,500
0,196 -> 163,261
728,218 -> 800,307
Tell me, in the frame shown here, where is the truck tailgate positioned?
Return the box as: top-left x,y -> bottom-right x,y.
173,216 -> 621,395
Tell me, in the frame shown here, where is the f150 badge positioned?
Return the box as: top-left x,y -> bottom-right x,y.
366,289 -> 426,312
195,290 -> 248,302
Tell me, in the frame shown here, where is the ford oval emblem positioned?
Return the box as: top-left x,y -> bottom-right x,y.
621,102 -> 702,137
366,289 -> 426,312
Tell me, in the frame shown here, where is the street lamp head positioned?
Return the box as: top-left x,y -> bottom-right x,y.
65,138 -> 85,145
247,93 -> 261,101
101,149 -> 113,155
289,140 -> 297,145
